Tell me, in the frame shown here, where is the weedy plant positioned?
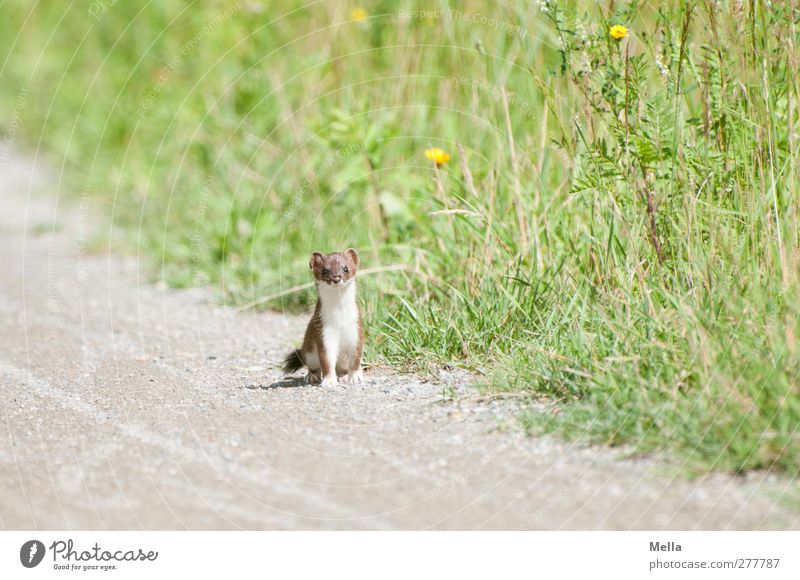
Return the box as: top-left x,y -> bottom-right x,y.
1,0 -> 797,474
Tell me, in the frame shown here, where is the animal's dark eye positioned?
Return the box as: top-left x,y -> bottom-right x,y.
343,266 -> 349,273
322,268 -> 330,275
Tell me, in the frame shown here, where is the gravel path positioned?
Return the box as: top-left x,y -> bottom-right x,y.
1,156 -> 797,530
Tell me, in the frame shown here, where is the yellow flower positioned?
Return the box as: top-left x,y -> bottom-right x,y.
609,25 -> 628,40
425,147 -> 451,166
351,7 -> 368,22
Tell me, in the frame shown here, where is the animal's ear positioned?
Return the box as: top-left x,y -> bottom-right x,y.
309,252 -> 325,269
345,248 -> 360,269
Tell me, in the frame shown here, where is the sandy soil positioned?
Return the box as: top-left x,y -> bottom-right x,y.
0,155 -> 797,530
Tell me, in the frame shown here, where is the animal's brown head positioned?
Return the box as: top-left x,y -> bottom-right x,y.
309,248 -> 359,286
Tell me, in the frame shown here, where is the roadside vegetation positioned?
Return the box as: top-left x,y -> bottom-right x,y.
1,1 -> 798,474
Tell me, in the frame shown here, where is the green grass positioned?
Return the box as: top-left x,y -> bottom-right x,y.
1,0 -> 799,475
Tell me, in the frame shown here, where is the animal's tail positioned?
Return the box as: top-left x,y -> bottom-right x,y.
283,349 -> 305,374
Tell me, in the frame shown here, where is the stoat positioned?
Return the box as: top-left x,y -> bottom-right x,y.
283,248 -> 364,386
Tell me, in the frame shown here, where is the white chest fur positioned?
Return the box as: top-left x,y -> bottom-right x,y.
318,281 -> 359,368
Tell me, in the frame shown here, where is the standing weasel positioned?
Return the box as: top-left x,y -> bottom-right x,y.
283,248 -> 364,386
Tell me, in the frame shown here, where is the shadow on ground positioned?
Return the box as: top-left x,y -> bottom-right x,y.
250,376 -> 307,390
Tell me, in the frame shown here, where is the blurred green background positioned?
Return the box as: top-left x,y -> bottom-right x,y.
1,0 -> 799,475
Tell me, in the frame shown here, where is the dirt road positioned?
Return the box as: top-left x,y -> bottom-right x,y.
0,156 -> 797,530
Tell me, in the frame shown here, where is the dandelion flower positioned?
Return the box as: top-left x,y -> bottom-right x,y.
351,7 -> 368,22
425,147 -> 451,166
609,25 -> 628,40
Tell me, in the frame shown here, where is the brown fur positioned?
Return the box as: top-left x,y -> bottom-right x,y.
283,249 -> 364,385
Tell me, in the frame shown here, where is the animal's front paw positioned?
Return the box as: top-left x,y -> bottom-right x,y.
306,371 -> 321,384
320,376 -> 338,388
342,368 -> 363,384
